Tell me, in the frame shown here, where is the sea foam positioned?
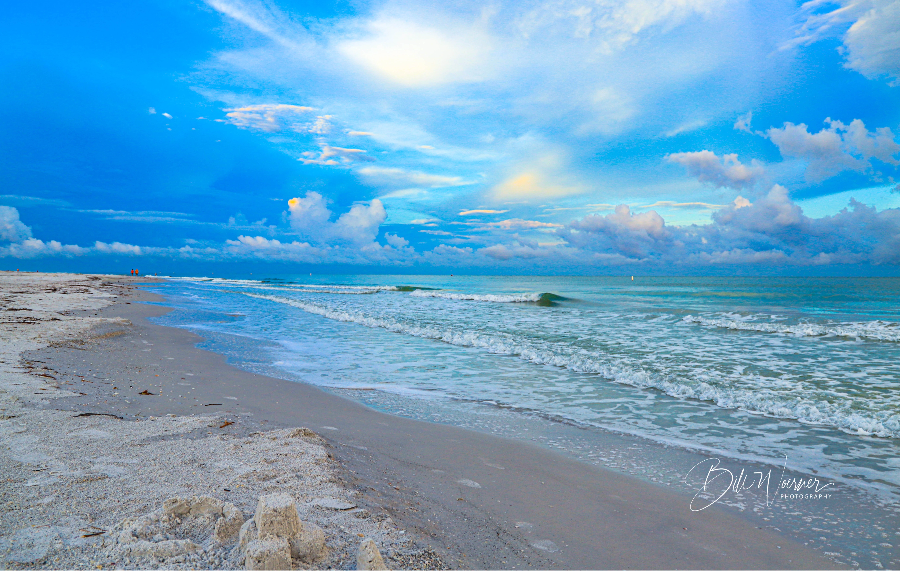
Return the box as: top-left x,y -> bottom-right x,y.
681,314 -> 900,342
245,292 -> 899,439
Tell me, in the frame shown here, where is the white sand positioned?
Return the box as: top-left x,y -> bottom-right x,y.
0,273 -> 412,569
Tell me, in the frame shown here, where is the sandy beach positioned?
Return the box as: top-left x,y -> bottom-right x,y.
0,272 -> 844,569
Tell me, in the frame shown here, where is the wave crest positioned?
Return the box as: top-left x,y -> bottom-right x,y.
681,314 -> 900,342
410,290 -> 565,305
245,293 -> 899,438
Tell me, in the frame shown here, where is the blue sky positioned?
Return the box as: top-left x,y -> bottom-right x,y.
1,0 -> 899,274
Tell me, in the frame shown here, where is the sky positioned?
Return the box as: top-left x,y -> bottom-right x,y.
1,0 -> 899,275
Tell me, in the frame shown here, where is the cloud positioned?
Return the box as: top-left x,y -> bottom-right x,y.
765,118 -> 900,182
787,0 -> 900,84
516,0 -> 720,51
734,111 -> 753,133
0,239 -> 87,258
556,185 -> 900,265
299,144 -> 374,165
337,17 -> 493,87
93,241 -> 145,255
639,201 -> 727,210
562,204 -> 669,258
148,107 -> 157,114
843,0 -> 900,83
356,166 -> 469,188
287,191 -> 386,244
487,219 -> 563,231
459,209 -> 509,215
162,112 -> 173,119
667,151 -> 766,189
482,241 -> 554,260
492,171 -> 583,200
222,103 -> 315,132
384,233 -> 409,248
0,206 -> 34,242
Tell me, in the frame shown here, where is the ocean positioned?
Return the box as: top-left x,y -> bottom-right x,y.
148,274 -> 899,568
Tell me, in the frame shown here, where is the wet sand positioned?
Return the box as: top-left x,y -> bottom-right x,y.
38,280 -> 842,569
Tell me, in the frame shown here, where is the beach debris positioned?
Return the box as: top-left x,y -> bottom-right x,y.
219,420 -> 234,428
457,478 -> 481,488
310,497 -> 356,510
240,493 -> 327,568
357,538 -> 387,570
74,412 -> 123,419
137,390 -> 154,395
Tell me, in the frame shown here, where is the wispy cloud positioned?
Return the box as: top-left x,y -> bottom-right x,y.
357,166 -> 470,188
459,209 -> 509,215
300,144 -> 374,165
221,103 -> 315,132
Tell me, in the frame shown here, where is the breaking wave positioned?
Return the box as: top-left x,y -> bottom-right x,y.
681,314 -> 900,342
245,292 -> 899,438
410,290 -> 566,306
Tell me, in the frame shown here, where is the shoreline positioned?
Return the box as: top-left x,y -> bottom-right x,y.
4,273 -> 843,569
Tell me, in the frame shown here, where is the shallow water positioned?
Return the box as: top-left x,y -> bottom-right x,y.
148,274 -> 900,568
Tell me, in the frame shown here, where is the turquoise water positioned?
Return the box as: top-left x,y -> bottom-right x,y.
149,274 -> 900,566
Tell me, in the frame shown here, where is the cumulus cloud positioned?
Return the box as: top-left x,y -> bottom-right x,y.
787,0 -> 900,84
384,233 -> 409,248
556,185 -> 900,265
287,192 -> 386,245
0,206 -> 33,242
222,104 -> 315,132
667,151 -> 766,189
765,118 -> 900,182
92,241 -> 145,255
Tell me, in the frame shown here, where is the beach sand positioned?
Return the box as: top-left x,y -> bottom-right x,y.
0,272 -> 843,569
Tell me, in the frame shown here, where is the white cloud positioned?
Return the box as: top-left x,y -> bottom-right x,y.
299,144 -> 374,165
556,185 -> 900,265
667,150 -> 766,189
787,0 -> 900,84
515,0 -> 720,50
765,118 -> 900,182
638,201 -> 728,210
357,166 -> 469,188
733,111 -> 752,133
287,192 -> 386,244
385,233 -> 409,247
162,112 -> 173,119
93,241 -> 144,255
148,107 -> 157,114
485,219 -> 563,230
0,239 -> 87,259
0,206 -> 33,242
459,209 -> 509,215
222,103 -> 315,132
